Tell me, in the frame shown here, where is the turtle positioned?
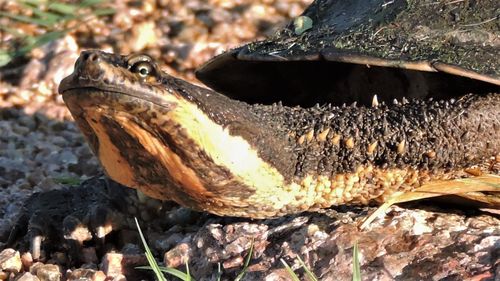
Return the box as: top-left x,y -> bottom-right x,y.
5,0 -> 500,263
56,0 -> 500,220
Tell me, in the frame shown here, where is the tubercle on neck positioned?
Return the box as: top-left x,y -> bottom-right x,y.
251,93 -> 499,179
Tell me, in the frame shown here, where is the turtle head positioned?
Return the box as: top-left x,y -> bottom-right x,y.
60,50 -> 295,217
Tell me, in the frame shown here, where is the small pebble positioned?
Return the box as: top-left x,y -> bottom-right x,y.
66,268 -> 105,281
0,249 -> 22,273
15,272 -> 40,281
32,264 -> 61,281
101,253 -> 123,278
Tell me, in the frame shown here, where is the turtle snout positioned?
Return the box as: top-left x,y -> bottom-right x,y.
73,50 -> 107,81
80,50 -> 101,63
59,50 -> 126,93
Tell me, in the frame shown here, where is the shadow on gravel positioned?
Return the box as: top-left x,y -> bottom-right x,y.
0,106 -> 100,248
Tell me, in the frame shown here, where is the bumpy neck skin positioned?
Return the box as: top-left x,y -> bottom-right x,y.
250,94 -> 499,181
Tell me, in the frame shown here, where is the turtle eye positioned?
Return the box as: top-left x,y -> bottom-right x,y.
131,61 -> 153,78
127,54 -> 155,79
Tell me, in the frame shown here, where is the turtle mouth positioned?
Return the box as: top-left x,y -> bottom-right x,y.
61,87 -> 176,159
197,58 -> 499,107
61,87 -> 177,111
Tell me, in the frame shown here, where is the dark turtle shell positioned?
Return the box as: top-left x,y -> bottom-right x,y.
196,0 -> 499,106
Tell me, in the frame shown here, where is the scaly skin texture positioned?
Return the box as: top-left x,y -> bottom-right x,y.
59,50 -> 499,218
250,94 -> 500,177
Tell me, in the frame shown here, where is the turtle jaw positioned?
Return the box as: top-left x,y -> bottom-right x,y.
62,88 -> 232,210
62,89 -> 181,199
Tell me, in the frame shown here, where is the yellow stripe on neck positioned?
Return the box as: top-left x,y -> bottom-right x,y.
166,95 -> 286,192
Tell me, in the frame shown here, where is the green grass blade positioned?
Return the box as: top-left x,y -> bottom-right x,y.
185,258 -> 191,281
53,176 -> 82,185
0,11 -> 51,27
137,265 -> 194,281
234,240 -> 254,281
243,241 -> 254,269
0,0 -> 113,65
135,218 -> 168,281
18,30 -> 66,54
92,8 -> 115,16
142,266 -> 193,281
48,2 -> 78,15
20,0 -> 44,6
281,259 -> 301,281
18,3 -> 60,26
0,50 -> 13,67
352,242 -> 361,281
18,0 -> 43,11
296,256 -> 318,281
216,263 -> 222,281
80,0 -> 104,7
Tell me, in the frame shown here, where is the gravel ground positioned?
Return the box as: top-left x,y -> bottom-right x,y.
0,0 -> 499,280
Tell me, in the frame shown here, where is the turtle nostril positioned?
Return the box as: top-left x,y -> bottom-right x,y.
89,53 -> 99,62
81,52 -> 99,62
